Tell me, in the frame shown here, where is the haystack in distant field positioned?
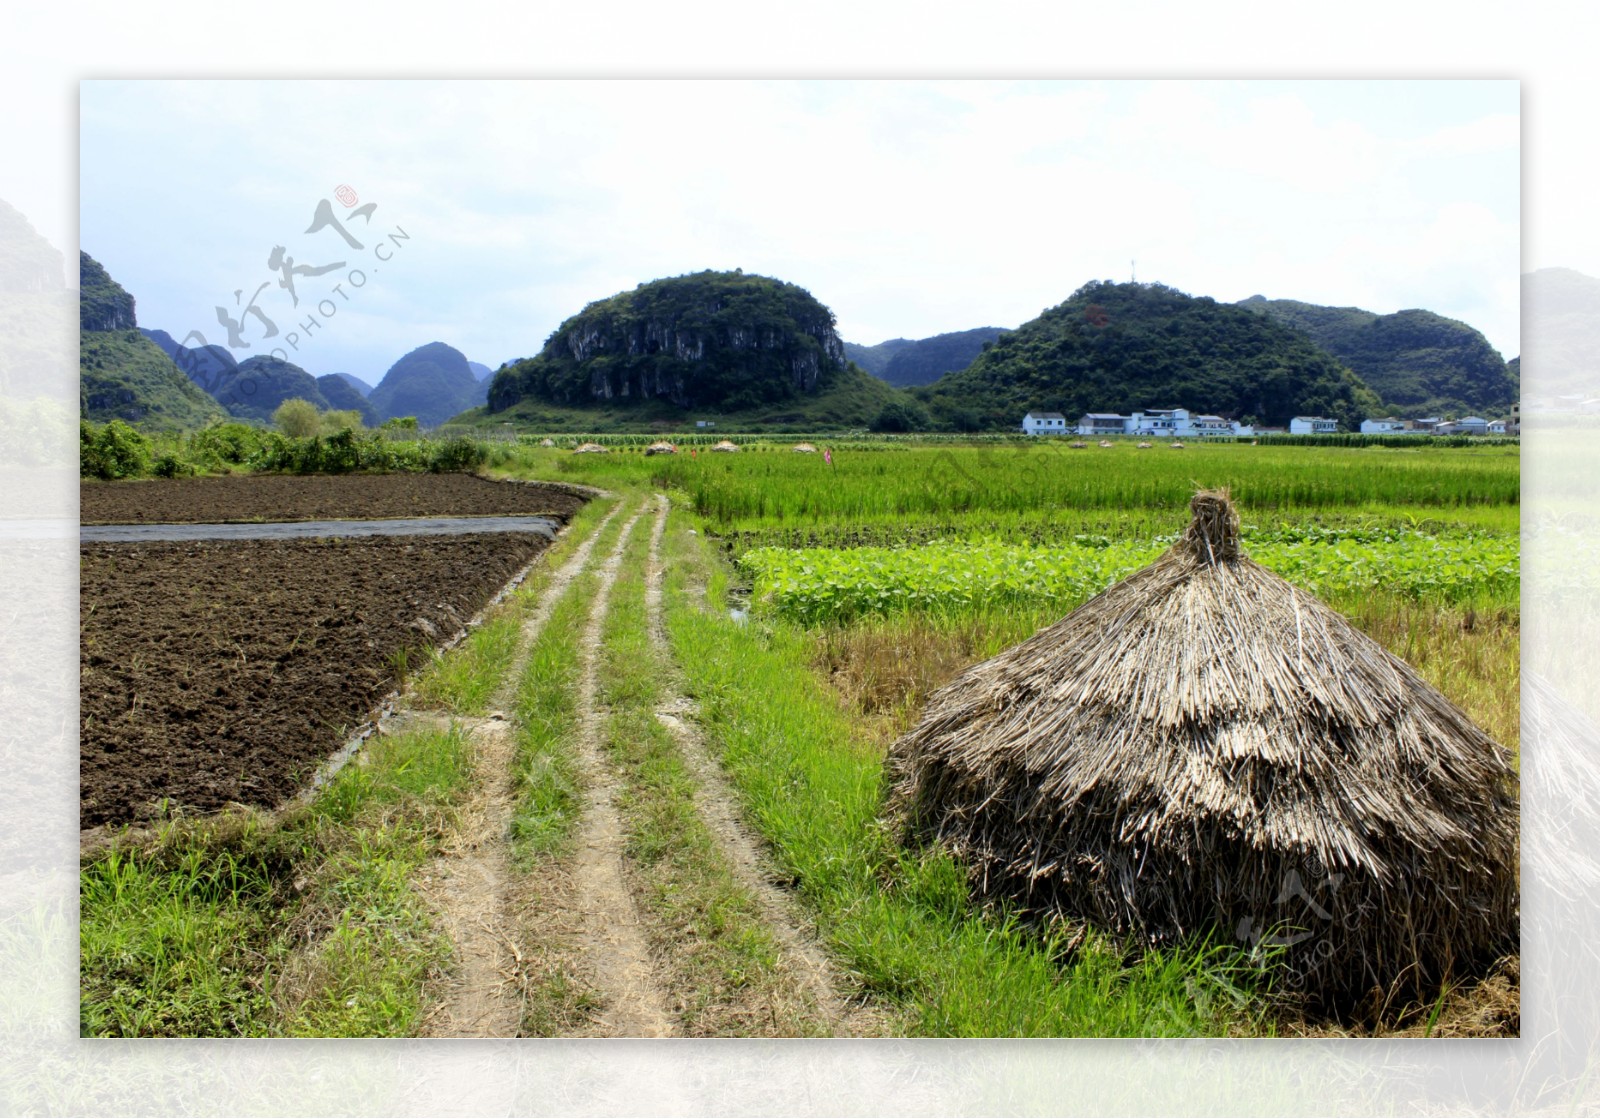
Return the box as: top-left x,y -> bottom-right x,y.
793,443 -> 818,453
1169,440 -> 1186,449
711,440 -> 740,453
539,437 -> 555,447
889,490 -> 1518,1009
645,440 -> 678,455
573,442 -> 609,454
1137,441 -> 1152,449
1070,440 -> 1087,449
1098,440 -> 1114,448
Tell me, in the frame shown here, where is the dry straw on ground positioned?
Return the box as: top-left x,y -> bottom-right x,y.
889,489 -> 1519,1011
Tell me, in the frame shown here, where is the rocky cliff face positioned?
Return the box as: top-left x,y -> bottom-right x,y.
80,252 -> 137,332
490,270 -> 847,412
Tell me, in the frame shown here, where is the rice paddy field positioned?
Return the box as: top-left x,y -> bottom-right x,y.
535,436 -> 1520,754
81,435 -> 1521,1040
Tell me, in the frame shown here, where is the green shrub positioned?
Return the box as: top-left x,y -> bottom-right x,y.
80,419 -> 152,479
321,410 -> 365,435
187,422 -> 267,468
425,437 -> 486,473
273,398 -> 322,439
151,452 -> 194,478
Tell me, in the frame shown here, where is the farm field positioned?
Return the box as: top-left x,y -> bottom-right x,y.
80,532 -> 554,829
81,472 -> 589,524
79,438 -> 1521,1039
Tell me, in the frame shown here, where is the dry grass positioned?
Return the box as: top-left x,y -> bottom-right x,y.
876,492 -> 1520,1012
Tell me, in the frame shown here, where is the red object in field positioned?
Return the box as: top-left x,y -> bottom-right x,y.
824,448 -> 833,466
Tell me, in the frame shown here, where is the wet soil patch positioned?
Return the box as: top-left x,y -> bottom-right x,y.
80,532 -> 551,829
81,473 -> 587,525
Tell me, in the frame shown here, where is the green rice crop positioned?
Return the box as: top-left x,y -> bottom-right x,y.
652,443 -> 1519,531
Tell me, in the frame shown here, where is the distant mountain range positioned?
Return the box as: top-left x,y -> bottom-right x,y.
368,342 -> 488,427
1234,295 -> 1516,416
848,327 -> 1009,387
80,250 -> 1532,434
328,371 -> 373,397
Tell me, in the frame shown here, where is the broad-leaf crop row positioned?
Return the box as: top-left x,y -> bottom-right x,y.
739,534 -> 1520,624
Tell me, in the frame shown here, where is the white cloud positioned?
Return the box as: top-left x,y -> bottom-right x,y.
79,79 -> 1520,373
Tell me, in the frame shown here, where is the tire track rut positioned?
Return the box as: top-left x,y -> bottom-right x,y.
415,500 -> 623,1038
642,495 -> 876,1036
561,501 -> 679,1037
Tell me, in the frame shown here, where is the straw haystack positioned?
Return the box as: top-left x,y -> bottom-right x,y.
645,440 -> 678,455
1098,440 -> 1114,448
1137,441 -> 1153,449
890,491 -> 1518,1008
793,443 -> 818,453
1070,440 -> 1087,449
1169,440 -> 1185,449
539,437 -> 555,447
711,440 -> 740,453
573,442 -> 609,454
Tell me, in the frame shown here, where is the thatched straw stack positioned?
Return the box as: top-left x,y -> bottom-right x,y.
645,440 -> 678,455
1070,440 -> 1087,449
539,437 -> 556,447
711,440 -> 740,453
1098,440 -> 1114,448
793,442 -> 818,453
572,441 -> 609,454
890,490 -> 1518,1009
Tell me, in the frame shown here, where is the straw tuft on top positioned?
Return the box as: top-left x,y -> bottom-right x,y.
1184,488 -> 1240,563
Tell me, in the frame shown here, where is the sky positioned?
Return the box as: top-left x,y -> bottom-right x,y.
78,79 -> 1520,385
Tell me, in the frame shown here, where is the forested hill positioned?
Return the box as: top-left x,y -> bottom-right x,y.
917,281 -> 1380,432
79,253 -> 226,430
1235,296 -> 1517,416
862,327 -> 1009,387
368,342 -> 486,428
486,270 -> 851,413
843,338 -> 913,377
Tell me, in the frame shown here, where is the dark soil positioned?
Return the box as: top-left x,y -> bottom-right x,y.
80,532 -> 550,829
80,472 -> 587,525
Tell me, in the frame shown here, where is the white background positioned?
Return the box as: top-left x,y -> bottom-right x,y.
1,2 -> 1591,1114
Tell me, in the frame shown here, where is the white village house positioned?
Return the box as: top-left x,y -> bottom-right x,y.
1359,418 -> 1409,434
1058,407 -> 1252,438
1289,416 -> 1339,435
1021,411 -> 1071,435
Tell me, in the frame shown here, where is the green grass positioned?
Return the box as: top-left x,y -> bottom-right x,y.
507,570 -> 596,865
596,502 -> 823,1036
410,611 -> 524,713
505,499 -> 634,865
80,725 -> 472,1037
662,510 -> 1275,1036
410,494 -> 619,714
